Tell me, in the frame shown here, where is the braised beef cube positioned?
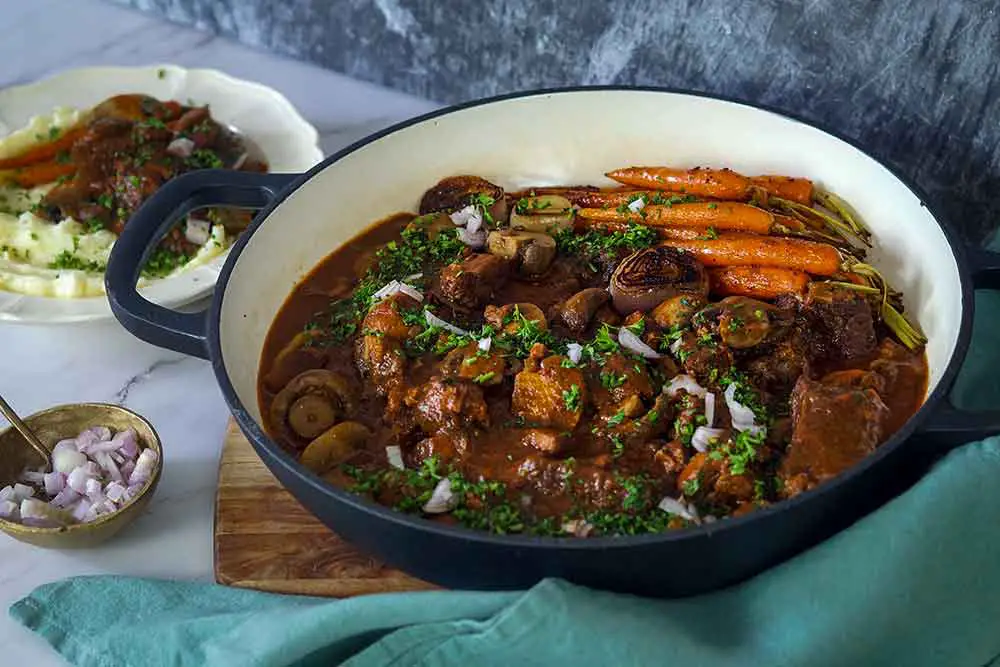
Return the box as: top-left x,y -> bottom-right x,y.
803,284 -> 877,362
521,428 -> 571,456
437,254 -> 511,310
745,335 -> 807,396
674,330 -> 732,384
677,452 -> 756,511
410,432 -> 469,466
869,338 -> 928,432
361,293 -> 421,340
779,375 -> 888,497
511,354 -> 586,431
355,335 -> 407,413
588,353 -> 654,418
404,377 -> 489,433
440,342 -> 506,385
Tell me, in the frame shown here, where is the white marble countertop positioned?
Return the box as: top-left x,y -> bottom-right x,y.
0,0 -> 435,663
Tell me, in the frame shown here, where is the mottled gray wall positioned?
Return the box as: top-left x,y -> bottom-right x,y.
112,0 -> 1000,246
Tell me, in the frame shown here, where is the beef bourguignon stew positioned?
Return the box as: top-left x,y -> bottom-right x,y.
258,166 -> 928,538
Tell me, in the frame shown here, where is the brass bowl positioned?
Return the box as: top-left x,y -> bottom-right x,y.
0,403 -> 162,548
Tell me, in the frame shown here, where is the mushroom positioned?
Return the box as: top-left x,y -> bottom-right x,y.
651,294 -> 707,330
716,297 -> 773,349
486,230 -> 557,276
484,302 -> 548,334
418,175 -> 508,223
556,288 -> 610,334
300,421 -> 371,474
509,194 -> 574,234
269,370 -> 358,443
404,212 -> 455,240
609,246 -> 709,314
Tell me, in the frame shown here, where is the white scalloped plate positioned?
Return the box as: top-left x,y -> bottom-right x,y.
0,64 -> 322,324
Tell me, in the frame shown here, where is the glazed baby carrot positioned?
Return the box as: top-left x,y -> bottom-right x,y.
574,218 -> 707,240
0,126 -> 85,170
0,161 -> 76,188
607,166 -> 750,199
709,266 -> 811,298
660,234 -> 842,276
750,175 -> 813,206
578,202 -> 774,235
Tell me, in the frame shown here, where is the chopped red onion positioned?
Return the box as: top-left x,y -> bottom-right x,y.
50,487 -> 81,508
67,466 -> 95,494
424,309 -> 469,336
185,217 -> 212,246
669,337 -> 684,357
566,343 -> 583,364
478,337 -> 492,352
562,519 -> 595,537
691,426 -> 727,453
129,449 -> 159,486
94,451 -> 124,483
0,486 -> 12,503
70,499 -> 92,522
20,499 -> 70,527
724,384 -> 767,437
19,470 -> 45,485
422,479 -> 458,514
114,428 -> 139,459
84,478 -> 104,502
53,446 -> 87,475
372,280 -> 424,303
403,273 -> 423,282
657,496 -> 700,523
385,446 -> 405,471
105,482 -> 127,504
166,136 -> 195,158
459,226 -> 488,249
618,327 -> 661,359
120,459 -> 136,482
449,204 -> 482,228
43,472 -> 65,496
12,483 -> 34,501
664,374 -> 707,398
230,151 -> 249,171
704,392 -> 716,428
627,196 -> 646,213
0,500 -> 18,521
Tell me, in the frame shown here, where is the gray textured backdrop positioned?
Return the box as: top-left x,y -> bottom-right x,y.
112,0 -> 1000,246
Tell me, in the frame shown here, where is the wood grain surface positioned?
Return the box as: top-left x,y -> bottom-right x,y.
214,418 -> 437,597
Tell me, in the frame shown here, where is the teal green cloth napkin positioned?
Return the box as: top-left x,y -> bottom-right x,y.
11,291 -> 1000,667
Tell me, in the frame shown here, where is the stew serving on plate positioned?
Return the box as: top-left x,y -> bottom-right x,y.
258,166 -> 928,537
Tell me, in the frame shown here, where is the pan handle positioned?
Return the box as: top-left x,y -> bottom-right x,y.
917,244 -> 1000,447
105,170 -> 299,359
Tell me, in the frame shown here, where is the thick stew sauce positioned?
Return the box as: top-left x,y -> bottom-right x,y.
259,171 -> 928,537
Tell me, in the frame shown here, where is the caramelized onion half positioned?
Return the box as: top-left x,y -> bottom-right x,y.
609,246 -> 709,313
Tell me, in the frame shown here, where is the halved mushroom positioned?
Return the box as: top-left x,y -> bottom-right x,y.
486,230 -> 556,276
419,175 -> 508,223
509,194 -> 574,234
716,297 -> 773,349
485,302 -> 548,334
404,212 -> 455,240
556,288 -> 610,334
262,330 -> 327,393
300,421 -> 371,474
651,294 -> 707,330
269,370 -> 358,444
609,246 -> 709,314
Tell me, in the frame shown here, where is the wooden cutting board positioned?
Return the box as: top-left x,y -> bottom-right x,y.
214,418 -> 438,597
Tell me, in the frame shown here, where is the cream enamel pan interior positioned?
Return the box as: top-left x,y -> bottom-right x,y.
220,90 -> 961,424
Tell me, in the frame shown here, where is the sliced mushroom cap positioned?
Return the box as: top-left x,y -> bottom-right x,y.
269,370 -> 358,443
510,194 -> 574,234
610,246 -> 709,314
717,297 -> 773,349
418,175 -> 507,223
557,288 -> 610,334
486,230 -> 557,276
485,302 -> 548,334
300,421 -> 371,474
651,294 -> 707,330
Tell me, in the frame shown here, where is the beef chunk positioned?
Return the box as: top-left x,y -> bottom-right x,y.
439,342 -> 506,385
745,335 -> 808,397
511,352 -> 586,431
404,377 -> 489,433
355,334 -> 407,413
779,374 -> 889,497
361,293 -> 420,339
437,254 -> 511,310
587,353 -> 655,418
674,330 -> 733,384
521,428 -> 571,456
677,452 -> 755,510
802,284 -> 877,362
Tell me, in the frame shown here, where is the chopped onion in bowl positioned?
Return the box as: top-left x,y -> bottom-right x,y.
385,445 -> 405,470
424,309 -> 470,336
664,374 -> 707,398
724,384 -> 766,437
704,392 -> 716,428
657,496 -> 700,523
691,426 -> 727,453
372,280 -> 424,303
618,327 -> 661,359
566,343 -> 583,364
422,479 -> 458,514
0,425 -> 158,527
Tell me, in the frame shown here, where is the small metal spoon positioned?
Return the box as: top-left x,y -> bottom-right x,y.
0,394 -> 51,472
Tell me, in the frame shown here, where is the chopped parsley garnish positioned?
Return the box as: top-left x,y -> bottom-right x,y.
553,222 -> 657,270
606,408 -> 627,427
562,384 -> 581,411
142,246 -> 190,278
473,371 -> 496,384
600,371 -> 627,389
610,435 -> 625,459
96,193 -> 113,209
49,251 -> 105,273
187,149 -> 224,169
682,476 -> 700,497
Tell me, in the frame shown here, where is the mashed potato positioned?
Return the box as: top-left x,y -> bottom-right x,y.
0,108 -> 229,298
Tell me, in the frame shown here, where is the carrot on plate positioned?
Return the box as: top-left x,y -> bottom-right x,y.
749,175 -> 813,206
0,161 -> 76,188
709,266 -> 811,298
0,126 -> 85,170
573,218 -> 706,240
607,166 -> 750,199
578,202 -> 773,235
660,234 -> 842,276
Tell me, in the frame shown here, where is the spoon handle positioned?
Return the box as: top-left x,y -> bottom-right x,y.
0,394 -> 51,465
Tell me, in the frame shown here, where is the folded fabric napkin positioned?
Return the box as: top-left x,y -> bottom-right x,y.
11,292 -> 1000,667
